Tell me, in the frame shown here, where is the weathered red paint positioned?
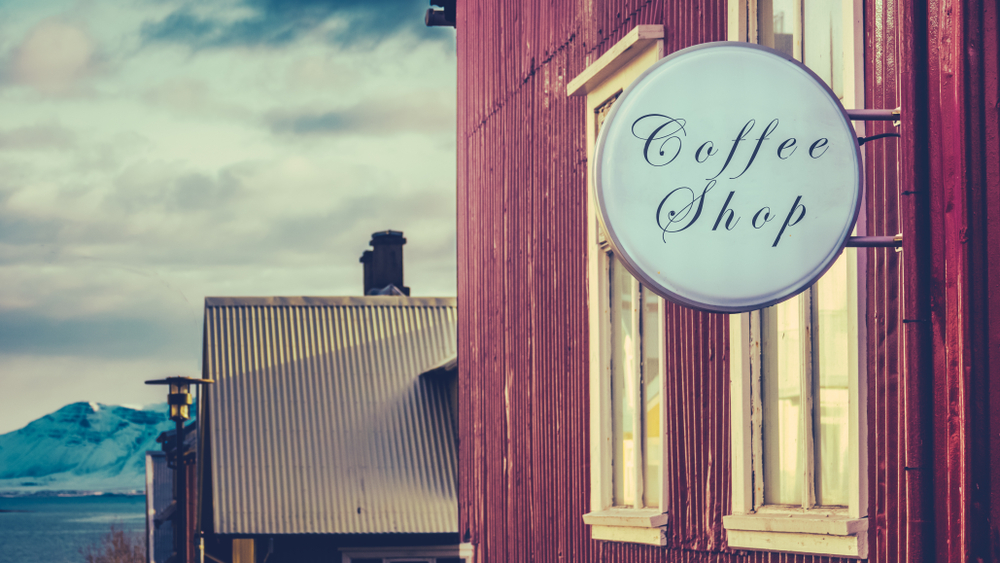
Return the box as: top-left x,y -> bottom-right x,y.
662,305 -> 728,552
969,3 -> 1000,562
917,0 -> 1000,561
456,0 -> 1000,562
865,1 -> 908,561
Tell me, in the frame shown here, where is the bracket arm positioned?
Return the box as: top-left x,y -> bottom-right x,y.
846,108 -> 901,122
846,234 -> 903,248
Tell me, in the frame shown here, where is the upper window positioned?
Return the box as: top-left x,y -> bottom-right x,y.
568,25 -> 669,547
598,95 -> 664,513
725,0 -> 869,558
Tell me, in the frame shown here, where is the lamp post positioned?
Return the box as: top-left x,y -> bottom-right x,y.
146,376 -> 213,563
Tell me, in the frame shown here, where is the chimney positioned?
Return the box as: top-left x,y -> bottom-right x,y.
359,230 -> 410,296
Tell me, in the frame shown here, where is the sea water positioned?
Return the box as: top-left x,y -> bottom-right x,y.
0,495 -> 145,563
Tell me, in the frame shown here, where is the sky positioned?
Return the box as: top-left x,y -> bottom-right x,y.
0,0 -> 457,434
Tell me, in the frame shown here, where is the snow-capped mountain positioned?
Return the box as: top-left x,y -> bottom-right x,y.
0,402 -> 176,494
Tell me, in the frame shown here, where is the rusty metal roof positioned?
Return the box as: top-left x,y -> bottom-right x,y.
202,296 -> 458,535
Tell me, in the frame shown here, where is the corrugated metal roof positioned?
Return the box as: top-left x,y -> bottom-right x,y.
203,296 -> 458,535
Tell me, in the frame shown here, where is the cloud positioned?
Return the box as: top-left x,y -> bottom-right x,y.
0,125 -> 77,151
141,0 -> 452,50
0,149 -> 453,274
0,213 -> 65,247
0,309 -> 194,359
0,0 -> 458,438
265,97 -> 455,136
107,164 -> 245,214
266,188 -> 454,248
10,20 -> 99,95
141,78 -> 252,119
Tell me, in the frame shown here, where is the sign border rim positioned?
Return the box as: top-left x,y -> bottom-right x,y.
592,40 -> 864,314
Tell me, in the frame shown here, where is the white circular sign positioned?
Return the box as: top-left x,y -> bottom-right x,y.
595,42 -> 862,313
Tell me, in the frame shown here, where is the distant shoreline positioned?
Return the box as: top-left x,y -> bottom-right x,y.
0,490 -> 143,499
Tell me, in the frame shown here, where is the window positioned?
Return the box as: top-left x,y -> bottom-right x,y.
607,235 -> 664,510
567,25 -> 668,546
724,0 -> 868,558
340,545 -> 472,563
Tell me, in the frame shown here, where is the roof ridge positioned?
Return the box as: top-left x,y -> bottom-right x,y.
204,296 -> 457,308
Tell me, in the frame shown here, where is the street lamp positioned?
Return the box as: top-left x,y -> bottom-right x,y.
146,376 -> 213,563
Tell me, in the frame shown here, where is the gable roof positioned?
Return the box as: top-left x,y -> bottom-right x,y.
202,296 -> 458,535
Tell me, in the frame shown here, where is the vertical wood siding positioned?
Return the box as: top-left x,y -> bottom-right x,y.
964,1 -> 1000,561
913,0 -> 1000,561
661,306 -> 729,553
456,2 -> 741,561
865,1 -> 908,561
457,0 -> 1000,561
923,0 -> 973,557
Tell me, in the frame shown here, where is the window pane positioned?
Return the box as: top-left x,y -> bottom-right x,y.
610,254 -> 637,506
641,286 -> 661,509
803,0 -> 844,98
759,0 -> 798,58
813,253 -> 850,506
762,298 -> 804,505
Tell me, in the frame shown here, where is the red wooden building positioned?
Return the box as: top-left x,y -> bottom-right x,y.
453,0 -> 999,561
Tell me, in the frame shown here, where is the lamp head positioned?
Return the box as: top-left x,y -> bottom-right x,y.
145,376 -> 214,422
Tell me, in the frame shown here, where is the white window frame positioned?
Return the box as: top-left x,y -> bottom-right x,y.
567,25 -> 669,547
723,0 -> 869,558
339,544 -> 473,563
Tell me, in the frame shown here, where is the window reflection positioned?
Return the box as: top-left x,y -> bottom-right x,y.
803,0 -> 844,99
762,298 -> 804,505
642,287 -> 661,509
760,0 -> 845,99
759,0 -> 799,57
814,253 -> 850,506
609,255 -> 662,509
611,254 -> 636,506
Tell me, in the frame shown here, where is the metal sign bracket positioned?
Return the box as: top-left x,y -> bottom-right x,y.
847,107 -> 901,126
846,234 -> 903,249
844,108 -> 904,251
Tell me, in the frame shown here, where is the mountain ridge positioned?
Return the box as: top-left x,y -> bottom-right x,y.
0,401 -> 176,494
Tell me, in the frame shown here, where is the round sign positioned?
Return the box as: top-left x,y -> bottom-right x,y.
594,42 -> 863,313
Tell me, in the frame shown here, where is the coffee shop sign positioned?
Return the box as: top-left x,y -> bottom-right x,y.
594,42 -> 863,313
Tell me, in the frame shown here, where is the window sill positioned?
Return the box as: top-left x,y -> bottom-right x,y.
724,510 -> 868,558
583,508 -> 667,546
